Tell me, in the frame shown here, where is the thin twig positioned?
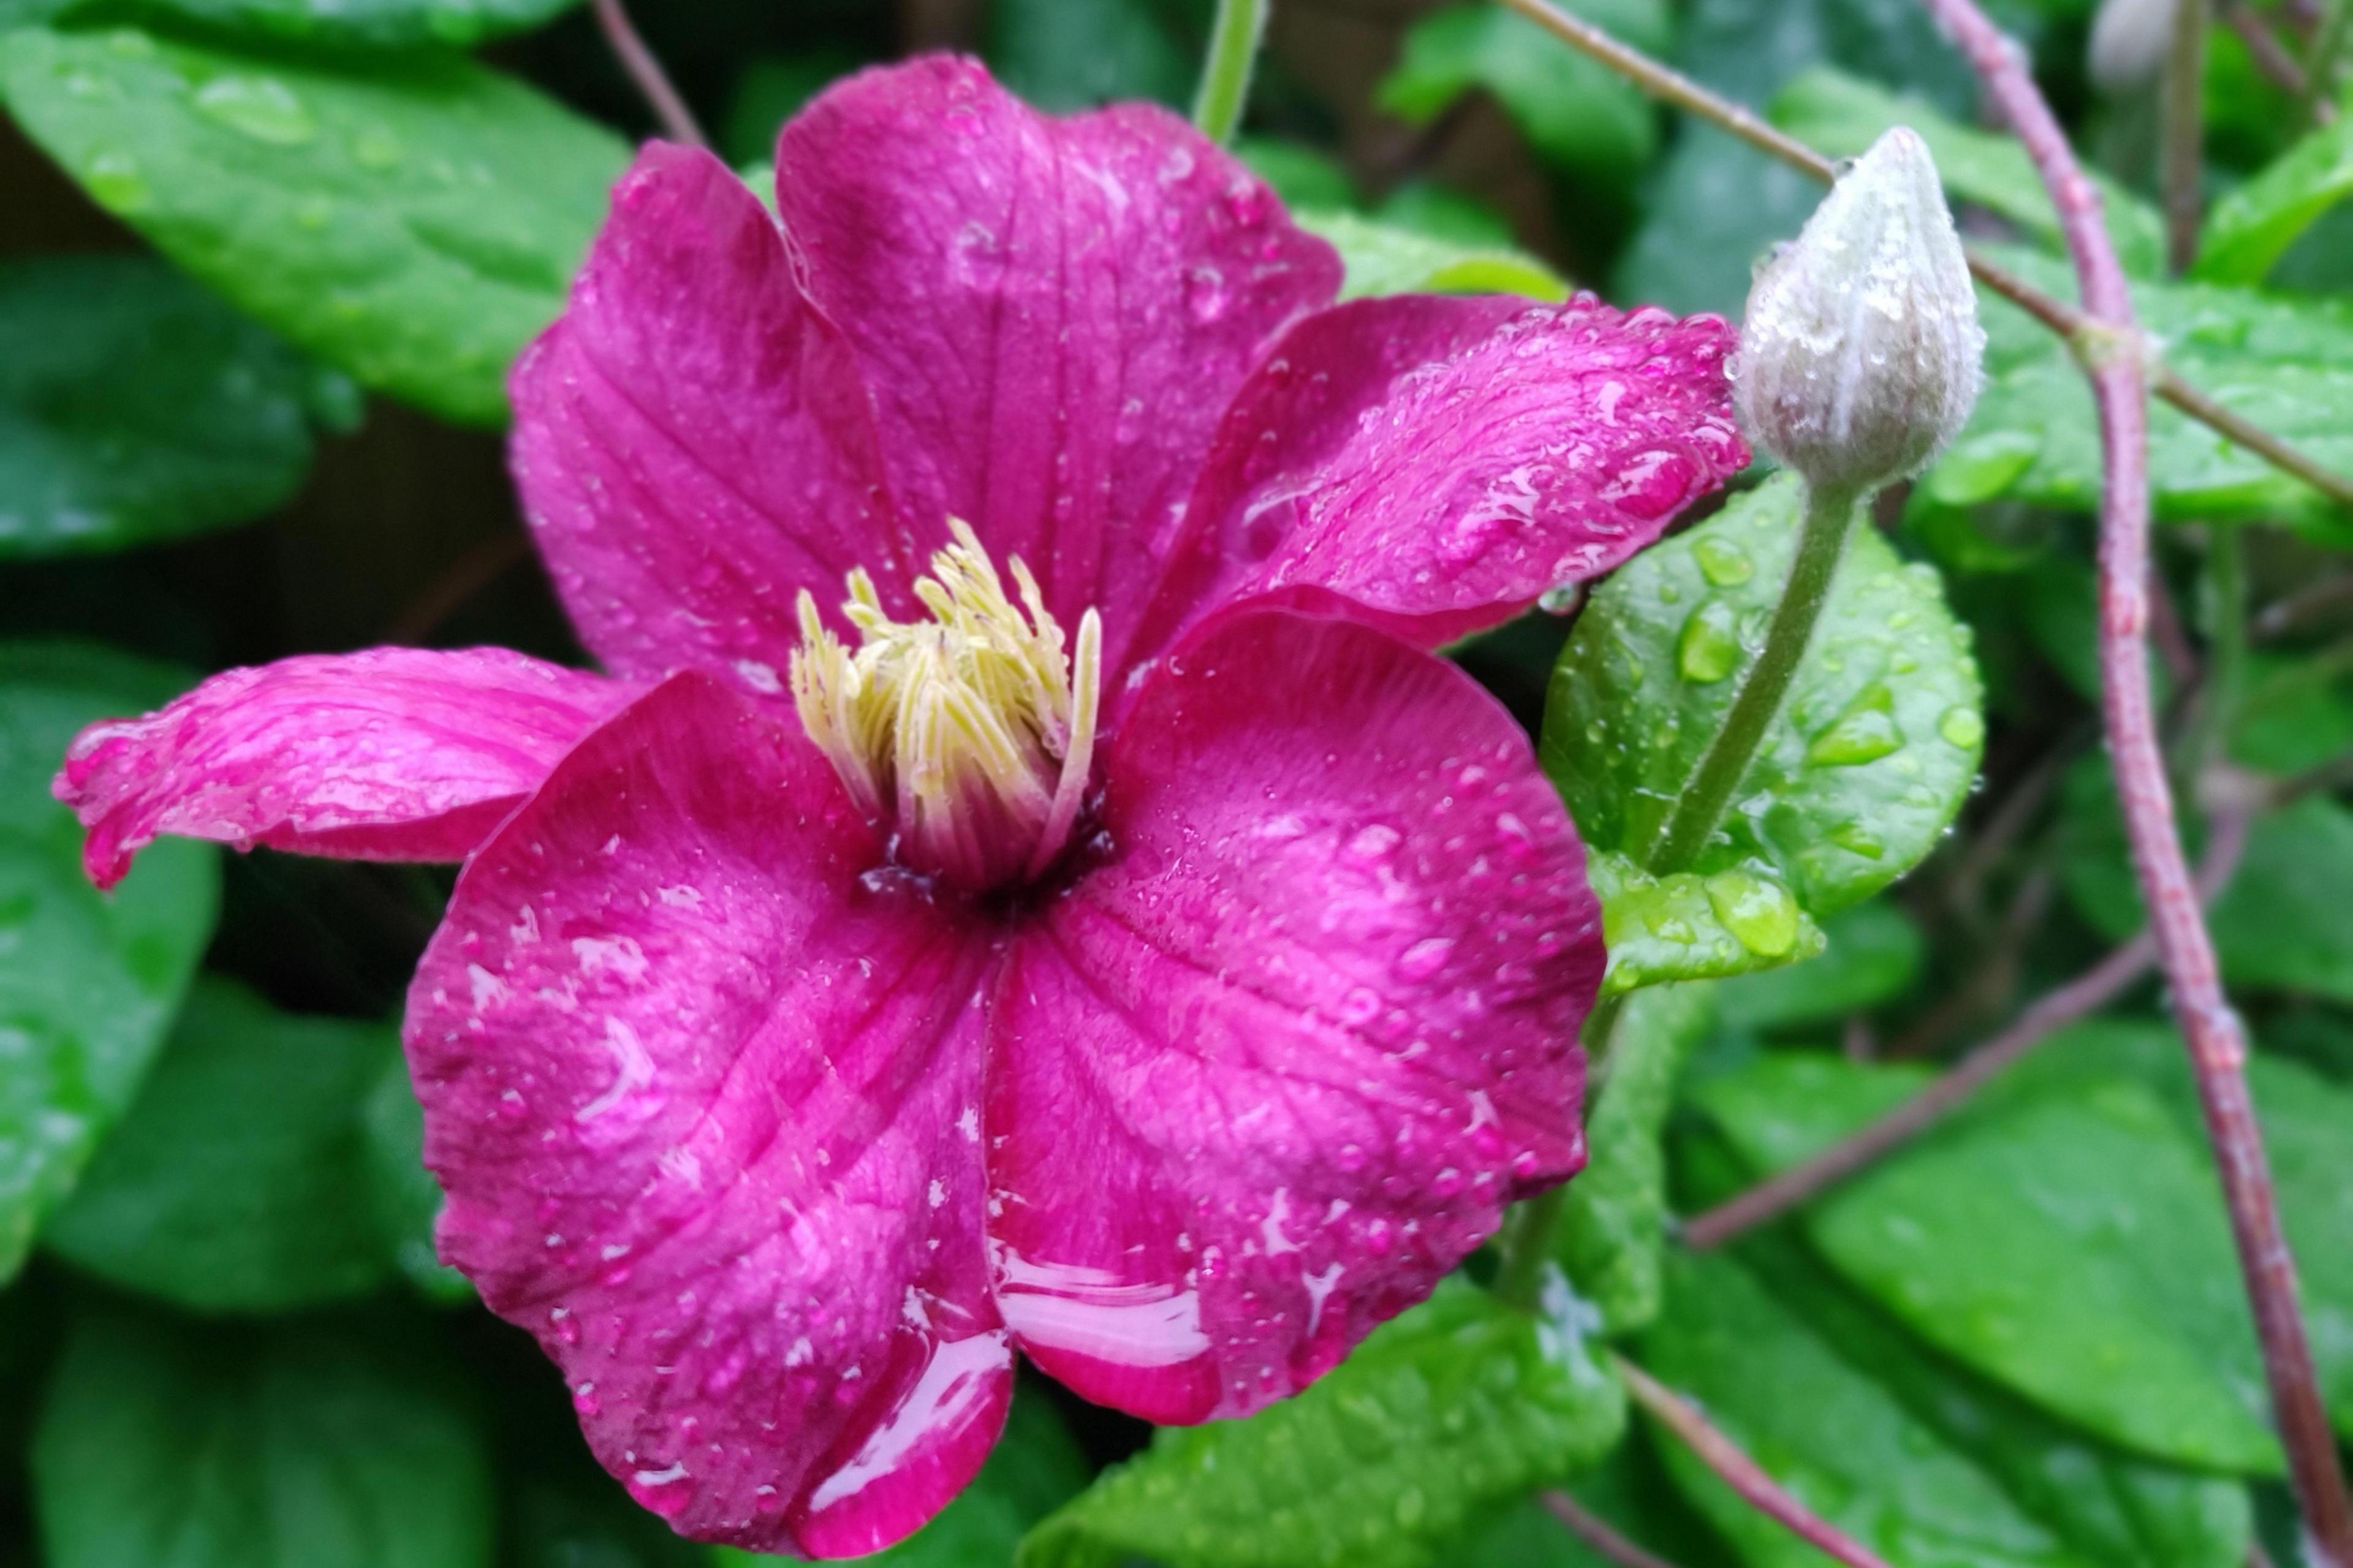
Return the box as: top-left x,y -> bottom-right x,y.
592,0 -> 705,147
1491,0 -> 2353,515
2162,0 -> 2210,273
1684,806 -> 2250,1248
1615,1356 -> 1896,1568
1540,1491 -> 1686,1568
2254,575 -> 2353,638
1915,5 -> 2353,1560
383,532 -> 531,644
2221,1 -> 2327,110
2305,0 -> 2351,123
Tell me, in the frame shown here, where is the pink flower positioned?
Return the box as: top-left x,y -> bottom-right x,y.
53,58 -> 1743,1558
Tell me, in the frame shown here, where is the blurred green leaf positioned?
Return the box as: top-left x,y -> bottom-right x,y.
0,254 -> 335,559
2197,104 -> 2353,285
35,0 -> 578,47
2059,765 -> 2353,1005
1691,1048 -> 2288,1472
721,51 -> 860,170
718,1390 -> 1088,1567
1018,1277 -> 1626,1568
0,24 -> 629,425
1544,472 -> 1987,925
1640,1239 -> 2253,1568
360,1048 -> 470,1304
1768,67 -> 2165,276
34,1301 -> 493,1568
0,642 -> 218,1287
1935,246 -> 2353,540
1714,899 -> 1924,1031
1236,137 -> 1358,211
1588,854 -> 1826,996
1558,983 -> 1716,1334
984,0 -> 1200,112
1294,208 -> 1569,301
2230,646 -> 2353,776
43,976 -> 401,1312
1611,0 -> 1977,315
1377,1 -> 1666,183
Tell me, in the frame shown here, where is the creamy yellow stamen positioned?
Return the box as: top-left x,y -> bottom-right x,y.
791,521 -> 1101,889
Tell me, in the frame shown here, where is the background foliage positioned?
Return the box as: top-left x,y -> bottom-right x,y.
1,0 -> 2350,1566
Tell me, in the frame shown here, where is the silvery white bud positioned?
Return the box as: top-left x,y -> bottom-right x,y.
1735,126 -> 1985,502
2088,0 -> 2177,93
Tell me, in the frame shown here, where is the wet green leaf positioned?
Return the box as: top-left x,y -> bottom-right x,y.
34,1301 -> 493,1568
0,254 -> 336,559
38,0 -> 578,46
1769,67 -> 2165,276
1295,208 -> 1569,301
1018,1277 -> 1626,1568
1640,1239 -> 2253,1568
1558,983 -> 1716,1333
1691,1048 -> 2286,1472
1933,246 -> 2353,540
44,977 -> 401,1312
1588,854 -> 1826,996
1544,472 -> 1987,930
0,24 -> 629,425
1377,0 -> 1667,183
0,642 -> 218,1287
360,1049 -> 470,1304
1715,900 -> 1924,1030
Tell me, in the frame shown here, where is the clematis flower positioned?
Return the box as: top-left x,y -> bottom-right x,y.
54,58 -> 1743,1558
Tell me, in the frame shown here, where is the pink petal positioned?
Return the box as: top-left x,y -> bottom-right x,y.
509,142 -> 908,690
53,647 -> 638,890
1133,294 -> 1748,665
775,56 -> 1341,678
407,673 -> 1008,1557
984,608 -> 1600,1423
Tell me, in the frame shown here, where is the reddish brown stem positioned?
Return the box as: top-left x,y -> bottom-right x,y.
1684,806 -> 2249,1249
1917,4 -> 2353,1560
592,0 -> 706,147
1539,1490 -> 1687,1568
1615,1357 -> 1896,1568
2222,0 -> 2328,110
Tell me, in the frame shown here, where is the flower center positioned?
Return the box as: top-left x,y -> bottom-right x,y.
791,521 -> 1101,892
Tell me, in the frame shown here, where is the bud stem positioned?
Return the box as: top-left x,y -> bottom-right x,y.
1640,482 -> 1862,878
1192,0 -> 1270,145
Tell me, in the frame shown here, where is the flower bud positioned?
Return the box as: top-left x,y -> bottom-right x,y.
1735,126 -> 1985,502
2088,0 -> 2176,93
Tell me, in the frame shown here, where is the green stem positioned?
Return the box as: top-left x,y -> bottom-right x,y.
1491,985 -> 1627,1309
1643,483 -> 1863,876
1191,0 -> 1270,145
2160,0 -> 2208,275
2305,0 -> 2351,124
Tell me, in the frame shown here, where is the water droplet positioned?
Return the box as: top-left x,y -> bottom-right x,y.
353,124 -> 404,169
194,75 -> 316,145
1676,600 -> 1741,684
1693,536 -> 1754,587
1703,871 -> 1800,957
1806,682 -> 1903,767
1937,704 -> 1984,749
83,151 -> 150,213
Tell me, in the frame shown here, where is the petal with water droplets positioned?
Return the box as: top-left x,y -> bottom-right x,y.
984,608 -> 1599,1423
407,673 -> 1008,1556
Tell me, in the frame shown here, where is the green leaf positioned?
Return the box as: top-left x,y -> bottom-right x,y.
44,0 -> 579,47
1457,1433 -> 1743,1567
2230,646 -> 2353,776
1930,246 -> 2353,539
1610,0 -> 1978,316
2058,762 -> 2353,1005
1377,1 -> 1666,182
719,1388 -> 1088,1566
1691,1048 -> 2286,1473
720,51 -> 862,170
1715,900 -> 1923,1031
33,1302 -> 493,1568
1292,208 -> 1569,302
1236,137 -> 1358,211
1588,854 -> 1825,996
0,642 -> 218,1286
1018,1277 -> 1626,1568
1558,983 -> 1716,1335
361,1048 -> 470,1303
1768,67 -> 2166,276
1640,1240 -> 2253,1568
2196,114 -> 2353,286
1542,472 -> 1987,922
0,253 -> 335,558
42,976 -> 401,1312
983,0 -> 1200,112
0,24 -> 629,426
